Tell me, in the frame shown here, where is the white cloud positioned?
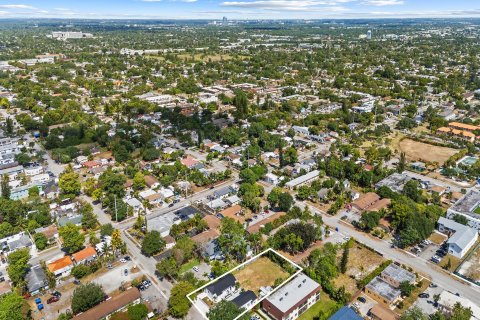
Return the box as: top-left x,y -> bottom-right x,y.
221,0 -> 350,11
0,4 -> 34,9
362,0 -> 404,6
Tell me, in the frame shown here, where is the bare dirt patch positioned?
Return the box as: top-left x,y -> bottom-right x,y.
233,257 -> 288,294
397,139 -> 458,166
342,244 -> 385,280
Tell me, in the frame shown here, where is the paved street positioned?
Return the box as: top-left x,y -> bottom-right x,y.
300,202 -> 480,304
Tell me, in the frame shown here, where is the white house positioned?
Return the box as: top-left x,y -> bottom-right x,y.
437,217 -> 478,258
204,274 -> 237,303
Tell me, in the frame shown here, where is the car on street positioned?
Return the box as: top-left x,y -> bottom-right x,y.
419,293 -> 430,298
124,269 -> 128,276
119,258 -> 127,263
429,283 -> 438,288
124,256 -> 131,261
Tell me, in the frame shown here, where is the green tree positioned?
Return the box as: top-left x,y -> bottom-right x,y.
59,223 -> 85,254
128,303 -> 148,320
34,233 -> 48,251
1,175 -> 10,199
71,283 -> 105,314
0,292 -> 30,320
141,230 -> 165,257
207,300 -> 248,320
156,257 -> 178,280
100,223 -> 114,237
340,245 -> 349,274
59,165 -> 81,198
452,214 -> 469,226
7,248 -> 30,286
80,203 -> 97,230
133,172 -> 145,191
278,192 -> 294,212
399,281 -> 415,297
168,281 -> 194,318
399,307 -> 429,320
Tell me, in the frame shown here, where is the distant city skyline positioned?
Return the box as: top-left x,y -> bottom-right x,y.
0,1 -> 478,20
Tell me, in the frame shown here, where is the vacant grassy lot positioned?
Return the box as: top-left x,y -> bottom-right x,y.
298,292 -> 341,320
233,257 -> 289,294
439,254 -> 462,272
395,278 -> 431,314
397,139 -> 458,166
341,244 -> 385,281
333,273 -> 358,296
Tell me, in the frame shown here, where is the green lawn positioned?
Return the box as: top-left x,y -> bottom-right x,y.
298,292 -> 341,320
179,258 -> 200,274
474,206 -> 480,214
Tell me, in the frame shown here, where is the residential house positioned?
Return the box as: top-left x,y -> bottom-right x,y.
351,192 -> 380,212
73,287 -> 142,320
437,217 -> 478,258
262,274 -> 320,320
47,256 -> 74,277
204,273 -> 237,303
264,173 -> 280,185
232,290 -> 257,310
144,175 -> 160,189
26,265 -> 49,295
72,246 -> 97,265
368,304 -> 399,320
0,232 -> 32,255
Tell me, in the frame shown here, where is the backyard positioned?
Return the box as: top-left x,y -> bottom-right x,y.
233,257 -> 289,294
298,291 -> 341,320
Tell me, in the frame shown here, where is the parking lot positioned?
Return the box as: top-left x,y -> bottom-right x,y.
353,293 -> 377,318
188,262 -> 211,281
412,284 -> 444,315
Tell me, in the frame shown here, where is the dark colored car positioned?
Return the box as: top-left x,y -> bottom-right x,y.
357,297 -> 366,303
124,256 -> 131,261
52,291 -> 62,298
419,293 -> 430,298
47,296 -> 59,304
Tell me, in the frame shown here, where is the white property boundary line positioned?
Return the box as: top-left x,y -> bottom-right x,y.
187,248 -> 303,320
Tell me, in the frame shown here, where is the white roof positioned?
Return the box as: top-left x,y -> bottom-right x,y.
266,274 -> 320,313
439,291 -> 480,320
285,170 -> 319,188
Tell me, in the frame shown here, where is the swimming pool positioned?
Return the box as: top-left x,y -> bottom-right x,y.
458,156 -> 478,166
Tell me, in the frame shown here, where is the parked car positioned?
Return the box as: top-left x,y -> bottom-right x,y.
124,256 -> 131,261
119,258 -> 127,263
419,293 -> 430,298
47,296 -> 59,304
73,279 -> 81,285
193,266 -> 199,272
52,291 -> 62,298
357,297 -> 366,303
429,283 -> 438,288
124,269 -> 128,276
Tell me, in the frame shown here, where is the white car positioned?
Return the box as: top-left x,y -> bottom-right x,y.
119,258 -> 127,263
193,266 -> 199,272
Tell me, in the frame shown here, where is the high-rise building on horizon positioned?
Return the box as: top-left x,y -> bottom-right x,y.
367,30 -> 372,40
222,16 -> 228,25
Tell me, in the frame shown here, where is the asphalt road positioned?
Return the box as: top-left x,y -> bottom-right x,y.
300,202 -> 480,304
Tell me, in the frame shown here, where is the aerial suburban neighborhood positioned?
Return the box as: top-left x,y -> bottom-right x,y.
0,3 -> 479,320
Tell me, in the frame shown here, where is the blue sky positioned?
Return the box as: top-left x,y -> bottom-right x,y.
0,0 -> 479,20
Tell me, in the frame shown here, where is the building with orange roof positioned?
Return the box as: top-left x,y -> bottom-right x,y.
202,215 -> 221,230
437,127 -> 476,143
180,155 -> 199,168
72,247 -> 97,265
47,256 -> 73,277
448,122 -> 480,132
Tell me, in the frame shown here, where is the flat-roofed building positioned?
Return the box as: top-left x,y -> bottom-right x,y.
262,274 -> 320,320
447,189 -> 480,230
285,170 -> 319,189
